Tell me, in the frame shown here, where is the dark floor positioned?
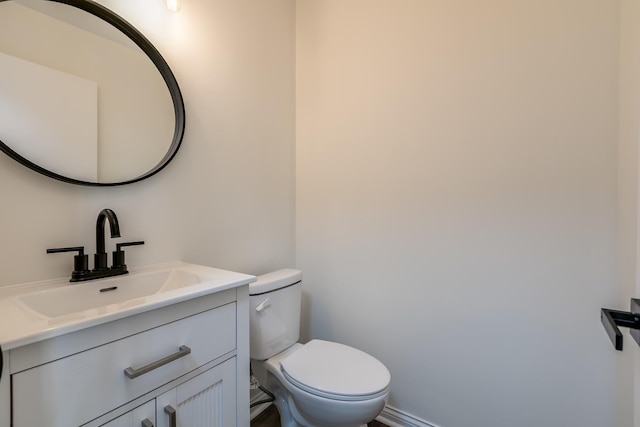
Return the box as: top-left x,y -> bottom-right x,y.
251,404 -> 388,427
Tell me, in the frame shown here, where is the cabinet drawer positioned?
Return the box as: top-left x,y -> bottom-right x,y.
12,303 -> 236,427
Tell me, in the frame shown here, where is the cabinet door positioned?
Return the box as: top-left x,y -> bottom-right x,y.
156,358 -> 236,427
100,400 -> 155,427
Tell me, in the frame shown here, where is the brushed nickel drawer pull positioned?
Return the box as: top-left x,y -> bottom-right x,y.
141,419 -> 154,427
124,345 -> 191,379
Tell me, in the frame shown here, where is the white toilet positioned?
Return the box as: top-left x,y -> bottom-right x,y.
250,269 -> 391,427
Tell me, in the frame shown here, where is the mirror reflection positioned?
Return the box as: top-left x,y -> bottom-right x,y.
0,0 -> 178,184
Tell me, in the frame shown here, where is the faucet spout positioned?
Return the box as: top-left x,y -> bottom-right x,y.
95,209 -> 121,270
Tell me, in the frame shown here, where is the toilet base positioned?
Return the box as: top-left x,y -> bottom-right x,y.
269,384 -> 370,427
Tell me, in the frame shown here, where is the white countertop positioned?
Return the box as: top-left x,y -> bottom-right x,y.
0,261 -> 256,350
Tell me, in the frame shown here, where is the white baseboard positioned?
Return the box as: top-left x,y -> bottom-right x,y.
376,405 -> 439,427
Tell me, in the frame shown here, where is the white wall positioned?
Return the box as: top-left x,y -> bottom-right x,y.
296,1 -> 620,426
0,0 -> 295,287
2,1 -> 636,425
616,1 -> 640,426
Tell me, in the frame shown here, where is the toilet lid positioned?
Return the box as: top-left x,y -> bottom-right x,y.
280,340 -> 390,401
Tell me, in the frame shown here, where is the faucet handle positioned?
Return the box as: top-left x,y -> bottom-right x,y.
112,241 -> 145,269
47,246 -> 90,281
116,241 -> 145,251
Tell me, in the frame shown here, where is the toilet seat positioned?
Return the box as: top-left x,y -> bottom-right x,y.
280,340 -> 390,402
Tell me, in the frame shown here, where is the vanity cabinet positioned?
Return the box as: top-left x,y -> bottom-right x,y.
2,285 -> 250,427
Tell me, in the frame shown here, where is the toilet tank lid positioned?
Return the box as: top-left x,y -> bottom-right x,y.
250,269 -> 302,295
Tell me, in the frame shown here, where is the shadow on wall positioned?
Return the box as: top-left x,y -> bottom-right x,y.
300,292 -> 312,342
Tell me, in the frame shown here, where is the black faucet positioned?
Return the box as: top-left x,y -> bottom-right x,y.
94,209 -> 121,271
47,209 -> 144,282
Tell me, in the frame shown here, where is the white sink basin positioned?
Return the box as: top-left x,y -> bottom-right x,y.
0,261 -> 255,350
17,268 -> 200,318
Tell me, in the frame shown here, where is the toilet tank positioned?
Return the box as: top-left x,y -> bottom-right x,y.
249,269 -> 302,360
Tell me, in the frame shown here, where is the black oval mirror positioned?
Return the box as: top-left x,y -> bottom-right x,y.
0,0 -> 185,186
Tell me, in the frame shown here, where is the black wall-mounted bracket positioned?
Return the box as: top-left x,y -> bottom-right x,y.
601,299 -> 640,351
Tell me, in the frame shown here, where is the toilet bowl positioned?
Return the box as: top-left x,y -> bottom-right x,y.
259,341 -> 390,427
250,269 -> 391,427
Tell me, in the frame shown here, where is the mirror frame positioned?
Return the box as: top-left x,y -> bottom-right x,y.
0,0 -> 185,186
